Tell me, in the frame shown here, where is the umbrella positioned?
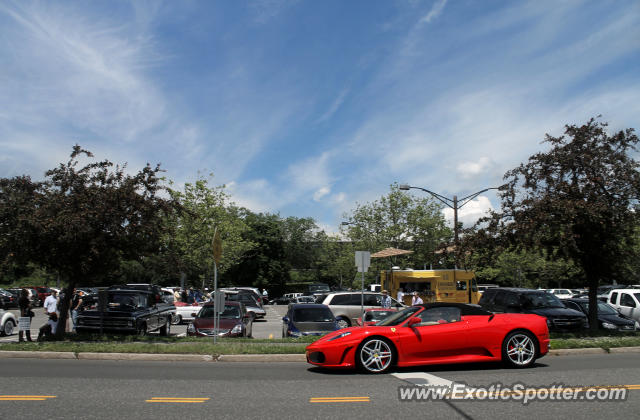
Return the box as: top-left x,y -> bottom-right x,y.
370,247 -> 414,258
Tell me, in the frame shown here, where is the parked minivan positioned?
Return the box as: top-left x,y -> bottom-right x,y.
607,289 -> 640,324
479,288 -> 588,332
321,292 -> 404,328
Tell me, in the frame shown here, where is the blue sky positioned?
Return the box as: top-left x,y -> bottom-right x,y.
1,0 -> 639,233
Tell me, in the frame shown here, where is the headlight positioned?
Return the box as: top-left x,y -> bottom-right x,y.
328,331 -> 351,341
231,324 -> 242,334
635,321 -> 640,330
187,323 -> 195,333
602,322 -> 617,330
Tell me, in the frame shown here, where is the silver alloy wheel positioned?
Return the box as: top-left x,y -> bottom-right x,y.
3,320 -> 14,336
359,339 -> 393,373
506,333 -> 535,366
336,317 -> 350,329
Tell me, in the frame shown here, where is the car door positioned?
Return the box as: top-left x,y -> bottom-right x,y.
618,293 -> 638,321
396,307 -> 467,362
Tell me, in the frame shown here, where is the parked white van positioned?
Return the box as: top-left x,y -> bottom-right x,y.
608,289 -> 640,323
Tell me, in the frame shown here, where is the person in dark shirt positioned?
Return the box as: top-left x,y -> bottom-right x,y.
18,288 -> 33,342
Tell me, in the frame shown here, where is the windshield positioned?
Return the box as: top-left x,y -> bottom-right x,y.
521,292 -> 565,309
365,310 -> 396,322
377,307 -> 421,326
309,284 -> 330,293
292,307 -> 334,322
108,293 -> 145,309
198,305 -> 241,319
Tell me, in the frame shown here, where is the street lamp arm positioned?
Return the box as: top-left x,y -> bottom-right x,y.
399,185 -> 454,209
457,187 -> 501,208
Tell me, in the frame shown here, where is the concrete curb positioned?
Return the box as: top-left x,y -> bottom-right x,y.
1,347 -> 639,362
77,352 -> 215,362
217,354 -> 306,362
548,347 -> 607,356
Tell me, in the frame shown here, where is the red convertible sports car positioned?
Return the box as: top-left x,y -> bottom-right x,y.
306,303 -> 549,373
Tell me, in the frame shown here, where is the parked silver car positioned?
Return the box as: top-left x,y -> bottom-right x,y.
320,292 -> 404,328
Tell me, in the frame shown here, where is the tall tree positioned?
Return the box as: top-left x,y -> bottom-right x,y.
342,184 -> 452,273
166,176 -> 254,288
0,145 -> 178,337
477,118 -> 640,329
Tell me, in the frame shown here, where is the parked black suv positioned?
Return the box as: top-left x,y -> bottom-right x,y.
479,288 -> 588,332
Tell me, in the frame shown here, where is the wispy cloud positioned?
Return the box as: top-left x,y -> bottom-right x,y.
419,0 -> 448,25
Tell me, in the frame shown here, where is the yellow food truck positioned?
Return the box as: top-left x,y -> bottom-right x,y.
380,269 -> 480,305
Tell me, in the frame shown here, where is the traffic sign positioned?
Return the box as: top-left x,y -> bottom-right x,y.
355,251 -> 371,272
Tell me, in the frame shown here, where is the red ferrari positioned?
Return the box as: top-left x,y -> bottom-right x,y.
306,303 -> 549,373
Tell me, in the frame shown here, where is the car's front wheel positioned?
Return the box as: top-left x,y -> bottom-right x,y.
336,317 -> 350,329
502,330 -> 537,368
136,323 -> 147,337
1,319 -> 15,336
356,337 -> 395,374
171,314 -> 182,325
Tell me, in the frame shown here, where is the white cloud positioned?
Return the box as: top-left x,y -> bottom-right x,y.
442,195 -> 494,227
286,151 -> 334,193
313,186 -> 330,201
420,0 -> 448,25
316,88 -> 350,123
456,157 -> 493,178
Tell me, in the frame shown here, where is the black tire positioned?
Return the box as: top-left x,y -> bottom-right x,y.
171,314 -> 181,325
136,323 -> 147,337
502,330 -> 538,368
159,318 -> 170,336
356,337 -> 395,374
336,317 -> 350,329
1,319 -> 15,336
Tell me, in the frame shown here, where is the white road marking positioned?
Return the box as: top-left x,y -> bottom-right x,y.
392,372 -> 455,387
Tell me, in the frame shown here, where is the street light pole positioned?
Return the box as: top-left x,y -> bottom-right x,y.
398,184 -> 501,264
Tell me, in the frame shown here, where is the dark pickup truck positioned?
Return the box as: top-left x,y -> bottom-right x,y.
76,289 -> 174,336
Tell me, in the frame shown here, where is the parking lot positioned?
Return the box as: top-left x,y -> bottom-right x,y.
1,304 -> 289,342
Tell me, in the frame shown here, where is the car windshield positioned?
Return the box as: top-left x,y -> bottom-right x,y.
309,285 -> 330,293
292,307 -> 334,322
108,293 -> 144,309
521,292 -> 565,309
198,305 -> 241,319
365,311 -> 396,322
376,307 -> 421,326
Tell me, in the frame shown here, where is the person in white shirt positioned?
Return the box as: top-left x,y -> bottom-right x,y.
396,288 -> 405,305
43,290 -> 58,315
411,291 -> 424,306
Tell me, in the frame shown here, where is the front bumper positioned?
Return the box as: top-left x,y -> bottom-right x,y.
305,339 -> 359,369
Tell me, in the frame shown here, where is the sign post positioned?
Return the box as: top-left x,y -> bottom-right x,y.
212,228 -> 222,343
355,251 -> 371,324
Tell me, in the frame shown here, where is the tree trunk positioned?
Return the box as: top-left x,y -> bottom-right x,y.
587,275 -> 599,332
54,282 -> 75,339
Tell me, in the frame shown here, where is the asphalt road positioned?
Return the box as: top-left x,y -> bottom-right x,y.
1,353 -> 639,419
1,304 -> 289,341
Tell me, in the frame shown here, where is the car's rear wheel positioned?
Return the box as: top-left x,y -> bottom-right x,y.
356,337 -> 395,374
1,319 -> 15,336
171,314 -> 182,325
502,331 -> 537,368
336,317 -> 350,329
159,318 -> 170,336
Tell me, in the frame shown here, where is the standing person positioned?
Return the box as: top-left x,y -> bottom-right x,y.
70,290 -> 84,332
411,291 -> 423,306
43,290 -> 58,315
173,288 -> 181,302
397,288 -> 405,305
18,288 -> 33,342
380,290 -> 392,308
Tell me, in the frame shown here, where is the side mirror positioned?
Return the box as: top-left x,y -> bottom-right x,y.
408,317 -> 421,328
282,316 -> 289,323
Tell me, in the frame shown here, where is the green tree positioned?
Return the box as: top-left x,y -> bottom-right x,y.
0,145 -> 178,337
475,118 -> 640,329
166,176 -> 254,288
342,184 -> 452,273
